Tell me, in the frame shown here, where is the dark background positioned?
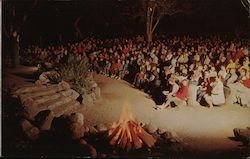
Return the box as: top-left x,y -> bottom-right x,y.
2,0 -> 249,47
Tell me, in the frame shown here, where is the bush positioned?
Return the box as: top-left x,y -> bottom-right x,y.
58,54 -> 95,96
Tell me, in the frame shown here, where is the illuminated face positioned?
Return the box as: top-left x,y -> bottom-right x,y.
182,80 -> 188,86
12,31 -> 17,37
230,68 -> 236,74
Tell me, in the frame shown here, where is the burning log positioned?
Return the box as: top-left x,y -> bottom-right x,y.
106,105 -> 156,151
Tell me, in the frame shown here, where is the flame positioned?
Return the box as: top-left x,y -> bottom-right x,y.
107,103 -> 156,151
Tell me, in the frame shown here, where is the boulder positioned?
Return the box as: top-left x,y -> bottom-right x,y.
51,115 -> 71,138
70,123 -> 85,140
35,110 -> 55,131
84,126 -> 90,133
93,87 -> 101,99
36,71 -> 60,84
88,126 -> 98,134
78,139 -> 97,158
157,128 -> 168,135
20,119 -> 40,141
161,131 -> 183,144
144,123 -> 158,134
96,124 -> 108,132
68,113 -> 84,126
83,94 -> 94,105
51,114 -> 85,140
234,128 -> 250,145
25,127 -> 40,141
90,92 -> 96,101
20,119 -> 33,132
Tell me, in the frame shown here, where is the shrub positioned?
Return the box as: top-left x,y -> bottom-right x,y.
58,54 -> 95,96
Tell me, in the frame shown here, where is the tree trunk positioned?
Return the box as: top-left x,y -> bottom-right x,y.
146,32 -> 153,43
146,7 -> 153,43
11,33 -> 20,68
248,15 -> 250,38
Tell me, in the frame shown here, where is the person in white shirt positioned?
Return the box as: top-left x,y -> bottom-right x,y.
156,77 -> 179,109
204,76 -> 225,108
225,68 -> 238,85
209,66 -> 218,77
218,65 -> 227,79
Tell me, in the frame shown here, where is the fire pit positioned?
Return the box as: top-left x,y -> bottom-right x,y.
106,105 -> 156,151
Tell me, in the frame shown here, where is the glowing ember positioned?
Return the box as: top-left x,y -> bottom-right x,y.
107,104 -> 156,151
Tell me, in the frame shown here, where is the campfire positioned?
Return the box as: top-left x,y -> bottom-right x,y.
107,105 -> 156,151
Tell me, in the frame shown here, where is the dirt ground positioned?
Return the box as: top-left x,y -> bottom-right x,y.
85,74 -> 250,156
3,66 -> 250,158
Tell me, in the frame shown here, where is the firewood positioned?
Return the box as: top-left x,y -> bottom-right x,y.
126,125 -> 132,143
119,130 -> 128,149
128,121 -> 142,149
126,142 -> 132,151
110,126 -> 123,145
117,127 -> 126,145
137,127 -> 156,148
108,125 -> 121,140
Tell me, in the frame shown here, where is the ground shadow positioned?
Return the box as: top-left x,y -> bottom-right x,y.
13,72 -> 36,80
228,136 -> 240,141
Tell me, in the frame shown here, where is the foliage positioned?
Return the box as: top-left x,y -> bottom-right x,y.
122,0 -> 191,42
58,54 -> 95,95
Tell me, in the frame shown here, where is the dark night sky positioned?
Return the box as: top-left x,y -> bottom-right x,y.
2,0 -> 249,46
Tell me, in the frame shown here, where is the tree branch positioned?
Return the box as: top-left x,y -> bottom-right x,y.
149,6 -> 156,33
152,14 -> 162,33
74,16 -> 83,39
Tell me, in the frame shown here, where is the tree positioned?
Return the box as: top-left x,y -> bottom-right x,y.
3,0 -> 38,68
240,0 -> 250,37
123,0 -> 190,43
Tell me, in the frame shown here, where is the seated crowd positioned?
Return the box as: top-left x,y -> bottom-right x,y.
20,35 -> 250,109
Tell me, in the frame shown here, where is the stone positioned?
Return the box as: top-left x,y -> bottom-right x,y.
51,115 -> 71,138
51,114 -> 85,140
91,82 -> 98,88
35,110 -> 55,131
93,87 -> 101,99
37,71 -> 60,84
144,123 -> 157,134
78,139 -> 97,158
25,127 -> 40,141
20,119 -> 40,141
234,128 -> 250,144
90,92 -> 96,101
157,128 -> 168,135
96,124 -> 108,132
152,133 -> 161,140
68,113 -> 84,126
70,123 -> 85,140
88,126 -> 98,134
83,94 -> 94,105
161,131 -> 183,144
20,119 -> 33,132
84,126 -> 90,133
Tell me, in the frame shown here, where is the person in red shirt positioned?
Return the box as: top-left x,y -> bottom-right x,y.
157,79 -> 189,109
134,70 -> 145,87
234,48 -> 245,60
242,78 -> 250,88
